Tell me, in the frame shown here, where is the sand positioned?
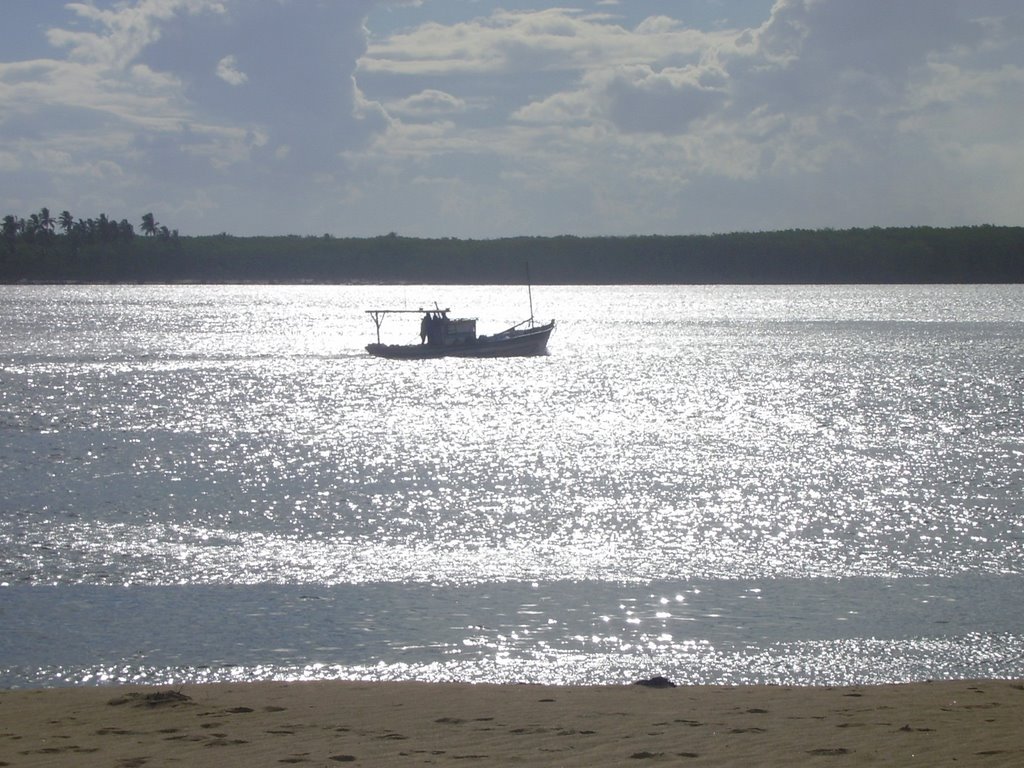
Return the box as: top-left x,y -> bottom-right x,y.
2,679 -> 1023,766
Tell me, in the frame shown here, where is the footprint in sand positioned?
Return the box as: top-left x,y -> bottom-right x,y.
204,738 -> 249,747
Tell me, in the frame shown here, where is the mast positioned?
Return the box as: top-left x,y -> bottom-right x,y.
526,261 -> 535,326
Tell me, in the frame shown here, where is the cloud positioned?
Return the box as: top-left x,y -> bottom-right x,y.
512,62 -> 727,134
733,0 -> 982,116
49,0 -> 227,70
2,0 -> 397,232
598,65 -> 728,134
361,7 -> 722,76
352,1 -> 1024,235
387,89 -> 466,117
3,0 -> 1023,238
0,150 -> 21,173
215,54 -> 247,85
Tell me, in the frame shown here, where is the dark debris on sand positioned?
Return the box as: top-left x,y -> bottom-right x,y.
633,676 -> 677,689
107,691 -> 193,708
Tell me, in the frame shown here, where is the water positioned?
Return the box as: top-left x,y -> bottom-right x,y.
2,284 -> 1023,688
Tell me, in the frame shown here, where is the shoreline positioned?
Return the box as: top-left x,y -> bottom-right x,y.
3,679 -> 1023,766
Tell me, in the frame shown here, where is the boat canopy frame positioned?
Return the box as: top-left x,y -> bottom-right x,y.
365,308 -> 451,345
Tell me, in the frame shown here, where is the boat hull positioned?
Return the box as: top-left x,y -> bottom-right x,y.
367,321 -> 554,359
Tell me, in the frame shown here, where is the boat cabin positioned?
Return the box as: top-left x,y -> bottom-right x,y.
446,317 -> 477,343
366,308 -> 477,347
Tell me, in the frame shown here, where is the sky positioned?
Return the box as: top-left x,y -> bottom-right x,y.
1,0 -> 1022,238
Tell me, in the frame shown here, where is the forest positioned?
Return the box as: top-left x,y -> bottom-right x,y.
2,208 -> 1023,284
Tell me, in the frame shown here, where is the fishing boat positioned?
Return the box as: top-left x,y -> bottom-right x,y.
365,308 -> 554,359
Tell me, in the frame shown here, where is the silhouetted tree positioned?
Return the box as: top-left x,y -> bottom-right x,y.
2,215 -> 18,252
39,207 -> 55,235
26,213 -> 41,241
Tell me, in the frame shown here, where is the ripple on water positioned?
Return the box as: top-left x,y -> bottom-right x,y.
3,285 -> 1024,685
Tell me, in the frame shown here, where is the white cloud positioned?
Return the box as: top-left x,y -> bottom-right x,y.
387,89 -> 466,116
351,1 -> 1024,235
2,0 -> 1023,237
597,65 -> 728,133
50,0 -> 226,70
215,55 -> 247,86
361,7 -> 723,76
0,150 -> 22,172
512,90 -> 593,125
1,0 -> 395,233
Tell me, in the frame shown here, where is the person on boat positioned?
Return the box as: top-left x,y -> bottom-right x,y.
427,312 -> 442,346
420,313 -> 429,344
425,312 -> 435,345
433,312 -> 449,346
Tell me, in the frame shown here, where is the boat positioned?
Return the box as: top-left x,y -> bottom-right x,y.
365,308 -> 554,359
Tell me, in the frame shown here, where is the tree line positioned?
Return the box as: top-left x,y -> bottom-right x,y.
1,211 -> 1023,284
1,208 -> 181,281
3,208 -> 176,248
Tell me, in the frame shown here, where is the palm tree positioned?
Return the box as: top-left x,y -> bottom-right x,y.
59,210 -> 74,234
141,212 -> 158,237
97,213 -> 111,242
39,207 -> 55,235
25,214 -> 41,243
2,215 -> 19,251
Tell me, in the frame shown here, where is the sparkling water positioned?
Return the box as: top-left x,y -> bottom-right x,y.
2,284 -> 1023,687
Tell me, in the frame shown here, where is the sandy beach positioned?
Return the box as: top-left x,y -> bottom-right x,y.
2,679 -> 1023,766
